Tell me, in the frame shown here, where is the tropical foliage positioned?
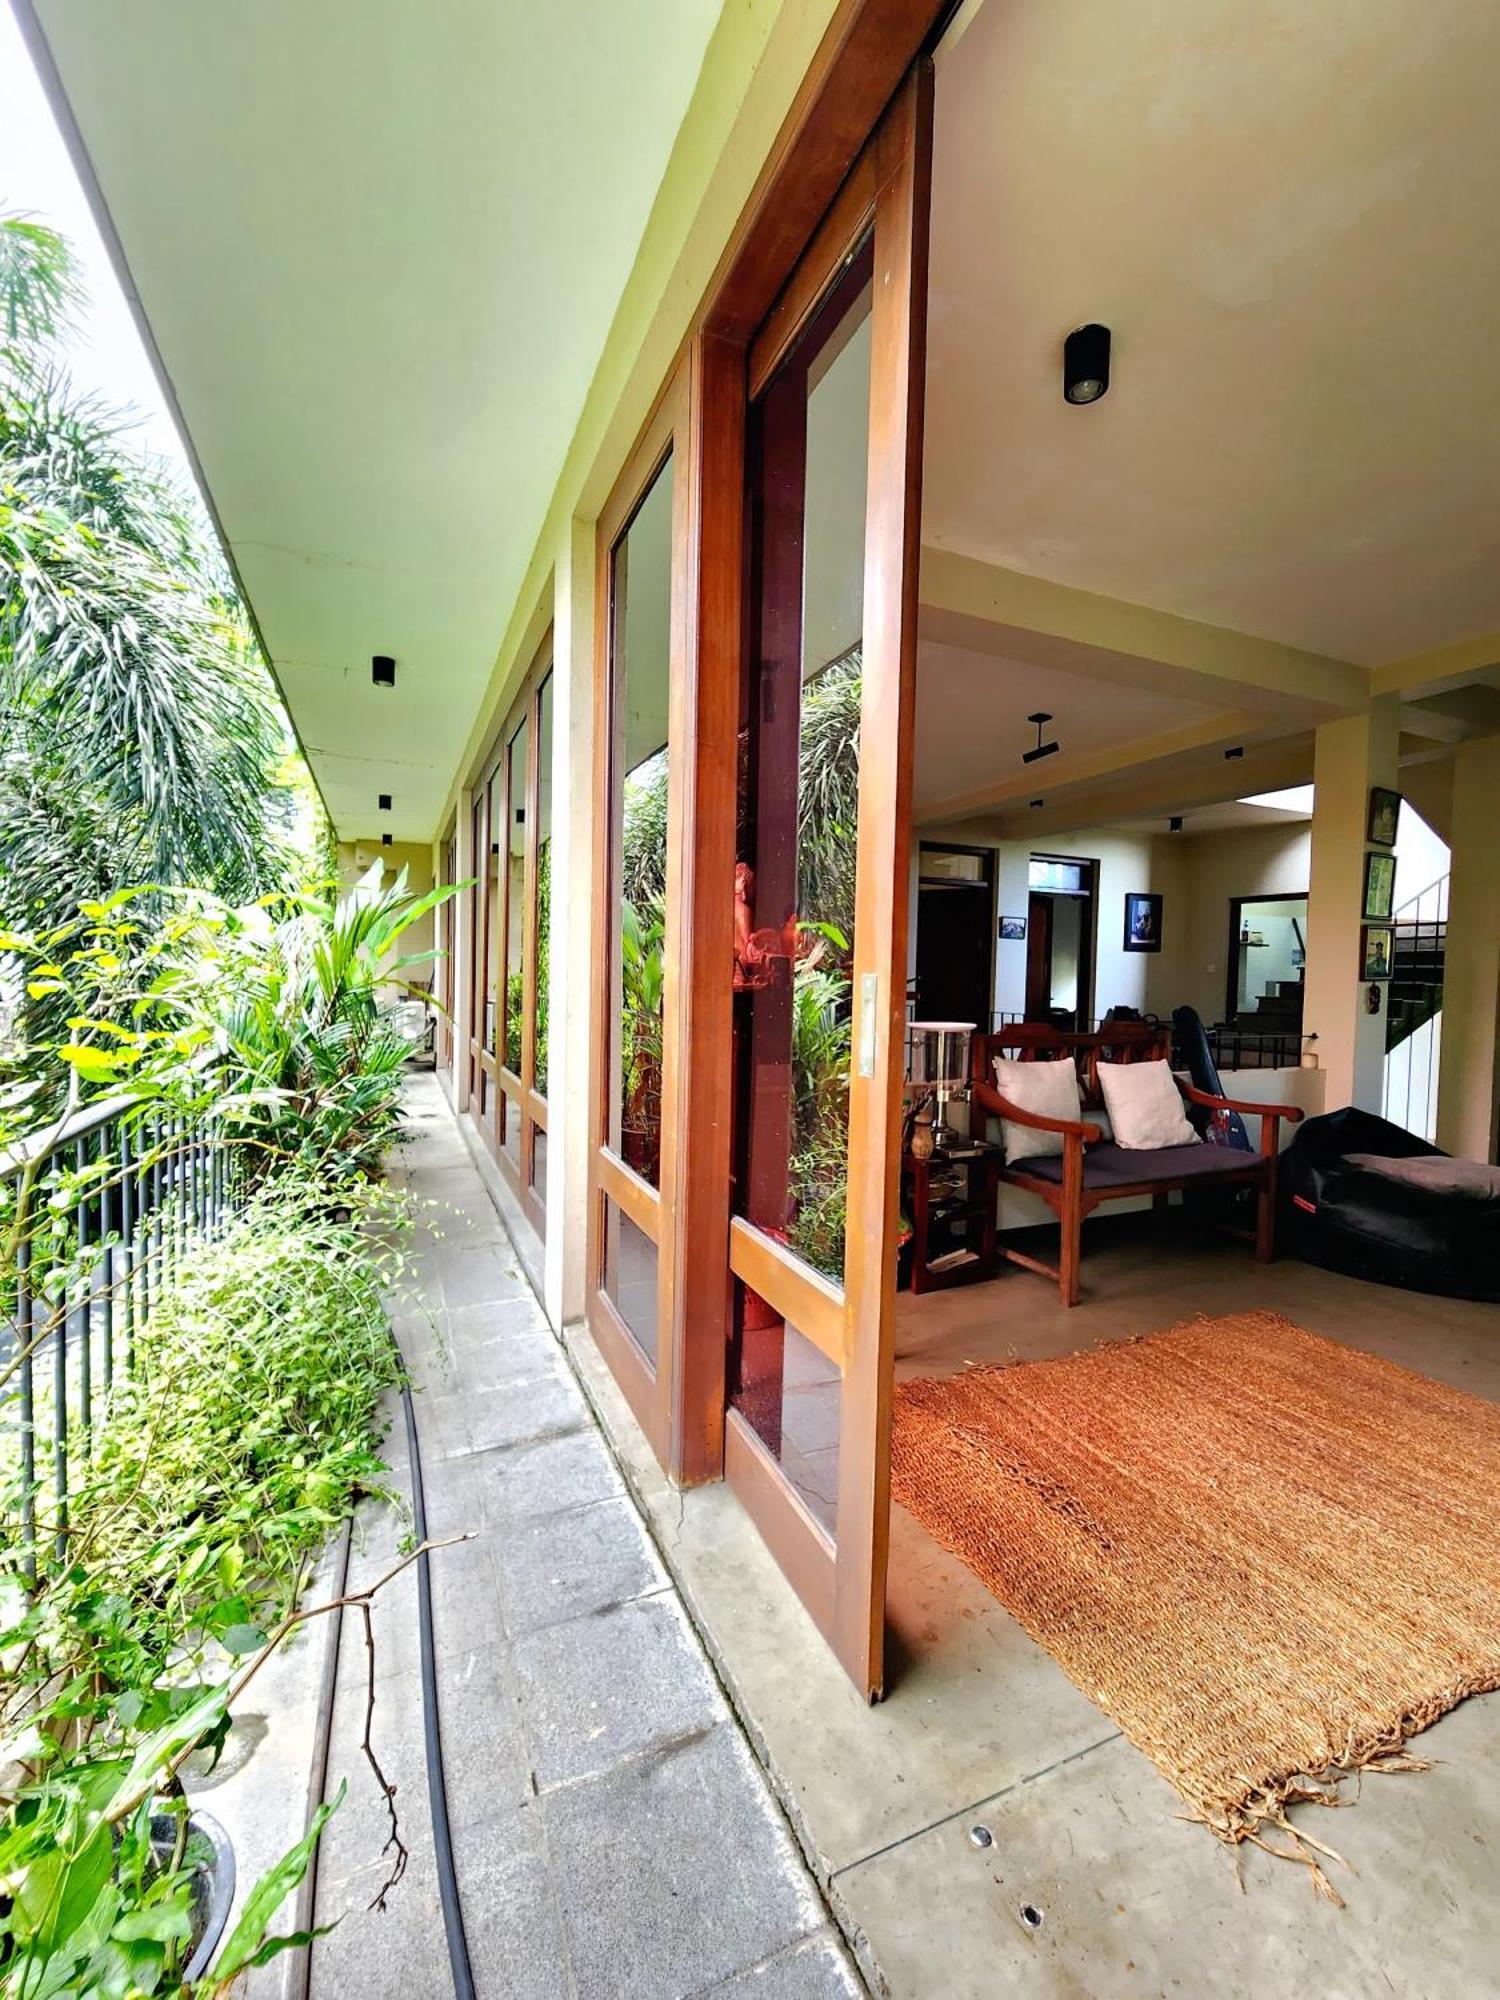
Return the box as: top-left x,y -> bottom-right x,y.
0,857 -> 452,1995
0,211 -> 299,941
0,1173 -> 404,1998
214,863 -> 453,1183
0,210 -> 446,1994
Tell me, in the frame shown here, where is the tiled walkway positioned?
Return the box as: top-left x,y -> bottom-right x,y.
307,1077 -> 862,1999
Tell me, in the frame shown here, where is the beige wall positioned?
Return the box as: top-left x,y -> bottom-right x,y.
1176,823 -> 1312,1023
966,821 -> 1310,1029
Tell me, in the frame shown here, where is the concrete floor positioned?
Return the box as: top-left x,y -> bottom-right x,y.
572,1212 -> 1500,2000
304,1079 -> 862,2000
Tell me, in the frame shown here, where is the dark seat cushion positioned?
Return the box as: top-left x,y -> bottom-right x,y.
1014,1142 -> 1262,1190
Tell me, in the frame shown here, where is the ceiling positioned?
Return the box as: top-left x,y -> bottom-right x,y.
23,0 -> 720,841
926,0 -> 1500,668
913,639 -> 1226,815
1105,797 -> 1313,839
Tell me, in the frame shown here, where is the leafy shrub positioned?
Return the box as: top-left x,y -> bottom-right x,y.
0,1174 -> 404,1996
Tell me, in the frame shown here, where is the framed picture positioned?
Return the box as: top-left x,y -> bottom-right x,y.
1361,924 -> 1394,980
1363,849 -> 1396,921
1367,785 -> 1401,848
1122,891 -> 1162,953
999,914 -> 1027,941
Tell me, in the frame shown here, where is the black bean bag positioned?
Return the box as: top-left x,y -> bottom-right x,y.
1279,1106 -> 1500,1301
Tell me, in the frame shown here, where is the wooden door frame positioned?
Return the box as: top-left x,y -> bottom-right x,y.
435,819 -> 458,1076
582,0 -> 944,1693
915,841 -> 998,1028
587,368 -> 691,1467
1225,889 -> 1309,1022
699,64 -> 933,1698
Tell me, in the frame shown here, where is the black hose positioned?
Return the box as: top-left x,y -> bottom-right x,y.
400,1367 -> 476,2000
291,1347 -> 474,2000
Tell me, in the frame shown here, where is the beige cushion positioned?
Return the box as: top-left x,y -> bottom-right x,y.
1096,1059 -> 1198,1151
1345,1152 -> 1500,1199
991,1056 -> 1080,1165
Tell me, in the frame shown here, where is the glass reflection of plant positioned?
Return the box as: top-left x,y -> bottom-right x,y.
620,752 -> 668,1180
534,837 -> 550,1094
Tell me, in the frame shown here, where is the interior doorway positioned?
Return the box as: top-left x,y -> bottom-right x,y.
914,843 -> 995,1026
1024,853 -> 1098,1029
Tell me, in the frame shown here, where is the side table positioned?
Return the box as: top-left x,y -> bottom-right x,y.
902,1146 -> 1001,1294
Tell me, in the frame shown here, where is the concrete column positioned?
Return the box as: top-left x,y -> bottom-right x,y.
1303,700 -> 1400,1113
1436,735 -> 1500,1161
452,788 -> 475,1113
543,516 -> 597,1331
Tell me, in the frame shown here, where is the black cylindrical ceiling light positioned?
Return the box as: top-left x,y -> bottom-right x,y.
372,655 -> 396,687
1063,323 -> 1111,405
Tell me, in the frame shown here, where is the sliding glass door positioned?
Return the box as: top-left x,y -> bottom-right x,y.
586,370 -> 688,1461
582,68 -> 930,1697
724,71 -> 931,1697
468,634 -> 552,1235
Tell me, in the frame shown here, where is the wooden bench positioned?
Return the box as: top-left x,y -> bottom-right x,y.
970,1023 -> 1304,1306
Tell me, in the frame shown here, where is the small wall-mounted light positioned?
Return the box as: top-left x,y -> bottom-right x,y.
378,793 -> 392,811
1022,712 -> 1059,765
1029,797 -> 1045,809
1168,814 -> 1184,833
1224,745 -> 1245,762
381,832 -> 393,847
1063,323 -> 1111,405
372,655 -> 396,687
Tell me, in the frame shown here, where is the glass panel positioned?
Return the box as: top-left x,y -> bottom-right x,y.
607,453 -> 673,1188
533,673 -> 553,1099
501,1088 -> 520,1172
734,242 -> 871,1286
1029,856 -> 1087,895
731,1287 -> 840,1537
531,1125 -> 547,1202
504,715 -> 528,1076
439,834 -> 457,1065
603,1200 -> 658,1365
485,766 -> 504,1061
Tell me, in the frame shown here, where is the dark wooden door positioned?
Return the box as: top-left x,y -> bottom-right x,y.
1025,892 -> 1054,1019
915,881 -> 992,1024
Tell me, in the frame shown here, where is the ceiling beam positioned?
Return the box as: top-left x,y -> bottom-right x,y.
915,708 -> 1257,825
1399,701 -> 1469,744
925,731 -> 1315,844
1370,630 -> 1500,700
919,547 -> 1369,720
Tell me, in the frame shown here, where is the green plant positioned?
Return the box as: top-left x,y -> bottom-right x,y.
620,752 -> 668,914
0,1173 -> 411,1996
619,896 -> 664,1176
214,862 -> 456,1182
796,648 -> 861,955
0,211 -> 297,949
784,963 -> 852,1278
504,969 -> 523,1075
534,837 -> 550,1094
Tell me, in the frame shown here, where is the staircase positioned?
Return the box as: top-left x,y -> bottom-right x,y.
1382,874 -> 1448,1142
1386,876 -> 1448,1053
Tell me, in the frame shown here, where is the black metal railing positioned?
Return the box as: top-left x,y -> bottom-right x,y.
1383,872 -> 1448,1142
2,1098 -> 244,1581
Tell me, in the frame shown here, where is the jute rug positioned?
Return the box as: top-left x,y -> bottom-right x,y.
890,1312 -> 1500,1897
